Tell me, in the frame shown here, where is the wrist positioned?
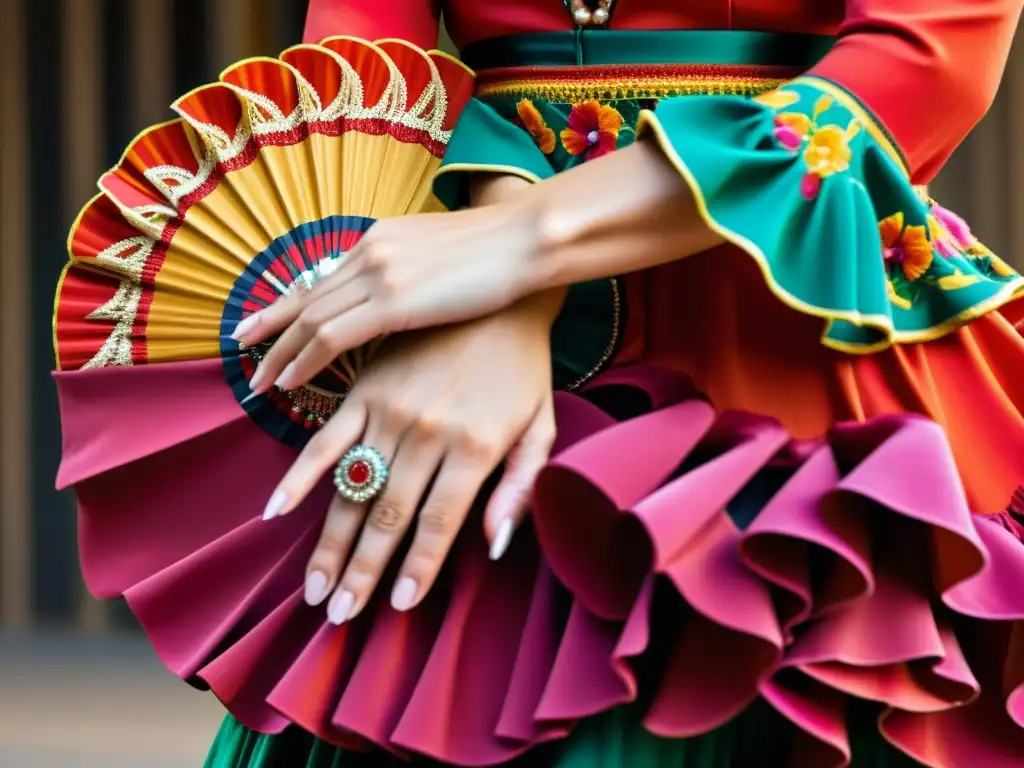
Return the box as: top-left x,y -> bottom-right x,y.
490,286 -> 568,333
506,141 -> 722,291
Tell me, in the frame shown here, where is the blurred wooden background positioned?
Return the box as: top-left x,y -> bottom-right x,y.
0,0 -> 1021,634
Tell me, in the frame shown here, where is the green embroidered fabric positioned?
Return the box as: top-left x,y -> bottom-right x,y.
434,76 -> 1024,353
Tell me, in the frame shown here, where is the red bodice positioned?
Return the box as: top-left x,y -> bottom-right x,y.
439,1 -> 845,47
303,0 -> 1023,181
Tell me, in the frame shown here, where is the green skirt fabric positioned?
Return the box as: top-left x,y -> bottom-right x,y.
205,701 -> 924,767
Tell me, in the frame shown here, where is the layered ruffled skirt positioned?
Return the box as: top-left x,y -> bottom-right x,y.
206,30 -> 1024,768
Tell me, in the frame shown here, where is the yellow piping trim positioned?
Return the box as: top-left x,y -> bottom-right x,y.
170,81 -> 232,112
52,261 -> 73,370
218,55 -> 284,81
113,118 -> 185,168
425,48 -> 475,78
636,109 -> 1024,354
433,162 -> 546,190
792,75 -> 908,178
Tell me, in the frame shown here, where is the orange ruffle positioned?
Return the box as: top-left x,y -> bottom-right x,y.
621,242 -> 1024,515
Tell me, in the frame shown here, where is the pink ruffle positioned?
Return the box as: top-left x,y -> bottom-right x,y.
56,362 -> 1024,766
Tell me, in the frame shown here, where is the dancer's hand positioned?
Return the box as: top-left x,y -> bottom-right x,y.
233,140 -> 715,395
263,291 -> 562,625
235,202 -> 540,394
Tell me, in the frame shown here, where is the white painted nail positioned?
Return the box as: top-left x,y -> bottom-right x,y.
262,490 -> 288,520
232,314 -> 259,340
489,517 -> 516,561
249,365 -> 267,393
240,390 -> 261,406
327,589 -> 355,625
390,577 -> 418,612
304,571 -> 329,606
273,362 -> 296,391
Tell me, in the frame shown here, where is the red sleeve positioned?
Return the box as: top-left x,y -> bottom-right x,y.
302,0 -> 441,50
810,0 -> 1022,182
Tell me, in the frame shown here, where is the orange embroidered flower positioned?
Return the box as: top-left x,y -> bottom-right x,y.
560,100 -> 623,160
879,212 -> 933,281
516,99 -> 555,154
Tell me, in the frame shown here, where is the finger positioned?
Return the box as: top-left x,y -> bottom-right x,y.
273,302 -> 389,392
231,254 -> 362,346
390,442 -> 502,613
484,401 -> 555,561
231,284 -> 310,347
262,400 -> 368,520
303,492 -> 368,607
327,427 -> 443,625
248,280 -> 371,394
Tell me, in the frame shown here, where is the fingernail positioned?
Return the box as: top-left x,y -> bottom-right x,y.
240,390 -> 261,406
327,589 -> 355,625
232,314 -> 259,340
304,571 -> 329,606
249,365 -> 268,394
489,517 -> 516,561
262,490 -> 288,520
391,577 -> 418,612
273,362 -> 297,391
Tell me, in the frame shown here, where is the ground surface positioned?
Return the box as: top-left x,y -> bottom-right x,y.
0,631 -> 224,767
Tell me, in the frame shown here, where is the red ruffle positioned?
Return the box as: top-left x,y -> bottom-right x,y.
56,362 -> 1024,766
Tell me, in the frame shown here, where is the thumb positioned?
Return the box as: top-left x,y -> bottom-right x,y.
484,398 -> 556,561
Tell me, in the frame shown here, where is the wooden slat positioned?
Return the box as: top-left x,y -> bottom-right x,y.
209,0 -> 257,73
62,0 -> 110,633
131,0 -> 173,130
0,0 -> 31,630
966,94 -> 1010,257
1007,39 -> 1024,269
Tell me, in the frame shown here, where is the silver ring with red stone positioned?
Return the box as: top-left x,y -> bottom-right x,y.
333,445 -> 389,503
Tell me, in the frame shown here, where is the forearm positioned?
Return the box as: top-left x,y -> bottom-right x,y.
511,140 -> 722,295
470,174 -> 568,324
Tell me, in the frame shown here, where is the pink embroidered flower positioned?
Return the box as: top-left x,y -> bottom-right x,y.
773,113 -> 811,150
928,217 -> 960,259
560,100 -> 623,161
931,202 -> 976,248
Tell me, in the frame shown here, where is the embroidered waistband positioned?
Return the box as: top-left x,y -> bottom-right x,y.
474,62 -> 798,102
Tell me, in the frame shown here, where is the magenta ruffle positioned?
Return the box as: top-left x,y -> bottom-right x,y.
55,361 -> 1024,767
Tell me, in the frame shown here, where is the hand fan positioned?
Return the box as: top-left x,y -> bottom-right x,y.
55,36 -> 473,441
51,37 -> 479,745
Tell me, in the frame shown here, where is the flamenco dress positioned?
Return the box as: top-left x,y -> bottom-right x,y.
203,0 -> 1024,766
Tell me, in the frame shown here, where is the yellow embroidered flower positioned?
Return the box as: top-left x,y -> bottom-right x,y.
754,89 -> 800,110
880,212 -> 933,281
516,99 -> 556,154
803,125 -> 854,178
777,112 -> 813,135
887,279 -> 912,310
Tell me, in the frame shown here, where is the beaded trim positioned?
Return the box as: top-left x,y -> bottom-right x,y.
475,64 -> 800,103
565,276 -> 621,393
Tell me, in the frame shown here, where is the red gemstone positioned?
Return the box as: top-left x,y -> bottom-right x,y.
347,459 -> 371,485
